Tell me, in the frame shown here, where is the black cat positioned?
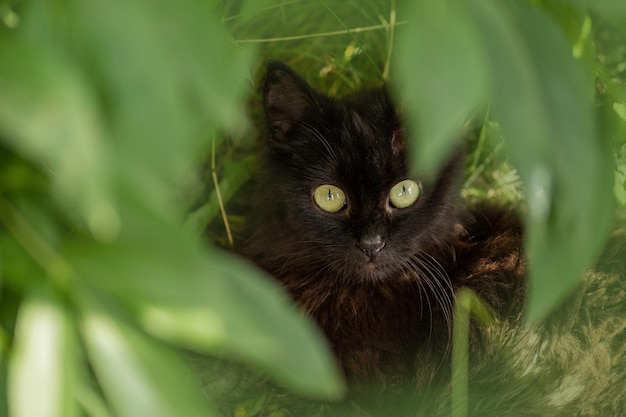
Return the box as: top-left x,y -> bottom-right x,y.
199,62 -> 626,417
235,62 -> 526,411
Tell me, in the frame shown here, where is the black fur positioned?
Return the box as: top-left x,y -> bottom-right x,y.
241,63 -> 524,393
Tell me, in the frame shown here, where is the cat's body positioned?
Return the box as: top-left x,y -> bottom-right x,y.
199,62 -> 626,416
238,62 -> 526,405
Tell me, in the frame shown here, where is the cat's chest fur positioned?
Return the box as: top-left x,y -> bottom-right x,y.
240,62 -> 525,388
245,203 -> 524,385
278,262 -> 441,382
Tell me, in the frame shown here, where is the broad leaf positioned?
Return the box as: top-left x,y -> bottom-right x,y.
0,38 -> 115,243
0,348 -> 7,417
565,0 -> 626,28
8,289 -> 78,417
68,202 -> 343,399
395,0 -> 488,177
73,0 -> 252,214
81,300 -> 218,417
468,0 -> 614,321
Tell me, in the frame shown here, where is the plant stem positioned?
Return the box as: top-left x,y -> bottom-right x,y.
451,289 -> 471,417
235,21 -> 406,44
211,136 -> 234,248
382,0 -> 397,81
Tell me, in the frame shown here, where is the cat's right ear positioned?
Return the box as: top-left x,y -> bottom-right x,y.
264,62 -> 317,142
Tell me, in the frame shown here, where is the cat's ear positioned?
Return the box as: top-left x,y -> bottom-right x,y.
264,62 -> 317,142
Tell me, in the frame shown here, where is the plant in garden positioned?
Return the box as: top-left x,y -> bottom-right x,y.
1,0 -> 625,416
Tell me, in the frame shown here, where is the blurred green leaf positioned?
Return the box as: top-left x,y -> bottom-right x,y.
0,232 -> 43,291
614,171 -> 626,206
469,0 -> 614,322
74,385 -> 113,417
235,394 -> 268,417
565,0 -> 626,28
67,201 -> 343,399
397,0 -> 615,321
395,0 -> 489,177
0,150 -> 47,194
612,113 -> 626,206
4,0 -> 343,402
0,3 -> 20,29
615,102 -> 626,121
73,0 -> 251,209
8,289 -> 78,417
81,299 -> 218,417
0,38 -> 115,243
0,318 -> 8,417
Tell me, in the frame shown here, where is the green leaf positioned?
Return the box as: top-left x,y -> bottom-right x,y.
81,300 -> 218,417
8,289 -> 78,417
0,38 -> 116,243
613,143 -> 626,206
73,0 -> 252,200
614,102 -> 626,122
397,0 -> 614,320
143,250 -> 343,399
565,0 -> 626,28
395,0 -> 488,177
468,0 -> 614,322
68,203 -> 343,399
451,289 -> 493,417
0,324 -> 8,417
75,385 -> 113,417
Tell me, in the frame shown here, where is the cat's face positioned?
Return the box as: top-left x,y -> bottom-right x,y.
259,62 -> 461,282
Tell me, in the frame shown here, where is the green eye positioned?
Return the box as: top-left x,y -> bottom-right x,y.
313,185 -> 347,213
389,179 -> 420,209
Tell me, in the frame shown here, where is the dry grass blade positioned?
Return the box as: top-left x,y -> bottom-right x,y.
234,20 -> 406,44
382,0 -> 397,81
211,136 -> 234,248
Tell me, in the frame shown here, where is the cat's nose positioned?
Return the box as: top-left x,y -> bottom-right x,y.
358,235 -> 385,260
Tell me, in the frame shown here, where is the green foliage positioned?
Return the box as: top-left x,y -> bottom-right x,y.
1,1 -> 625,417
1,1 -> 343,416
395,0 -> 625,322
451,289 -> 494,417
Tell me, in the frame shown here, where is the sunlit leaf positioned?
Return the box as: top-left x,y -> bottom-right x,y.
614,103 -> 626,121
8,289 -> 78,417
395,0 -> 488,177
81,300 -> 218,417
0,322 -> 8,416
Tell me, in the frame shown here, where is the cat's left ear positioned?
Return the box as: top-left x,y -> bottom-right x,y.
264,62 -> 317,142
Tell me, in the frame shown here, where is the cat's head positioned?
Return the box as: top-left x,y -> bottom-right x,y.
256,62 -> 463,283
